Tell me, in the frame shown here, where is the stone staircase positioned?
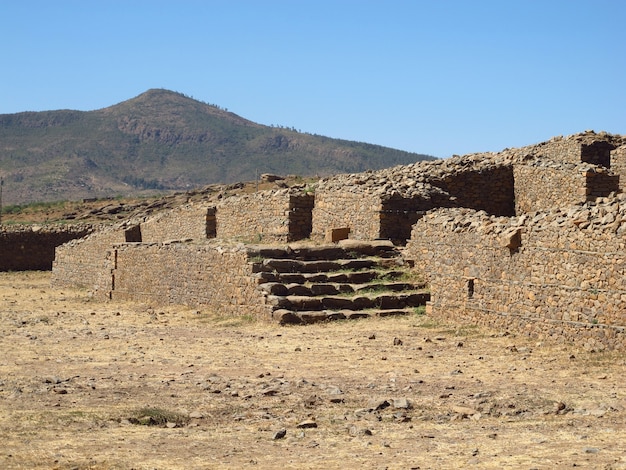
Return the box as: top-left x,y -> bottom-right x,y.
247,239 -> 429,325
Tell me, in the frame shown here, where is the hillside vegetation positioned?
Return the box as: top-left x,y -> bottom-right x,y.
0,89 -> 435,204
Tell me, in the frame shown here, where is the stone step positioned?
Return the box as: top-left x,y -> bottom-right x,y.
266,291 -> 429,312
254,258 -> 387,274
258,281 -> 424,297
352,282 -> 422,293
246,240 -> 399,262
253,257 -> 408,274
272,308 -> 416,325
247,240 -> 425,326
254,269 -> 409,285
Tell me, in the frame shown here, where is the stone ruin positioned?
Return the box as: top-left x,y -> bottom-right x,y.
43,130 -> 626,349
0,224 -> 93,271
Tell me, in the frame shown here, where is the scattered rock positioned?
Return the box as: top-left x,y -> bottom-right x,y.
273,429 -> 287,440
260,386 -> 280,396
302,394 -> 321,407
452,405 -> 478,417
297,419 -> 318,429
368,399 -> 391,411
325,385 -> 343,396
392,398 -> 412,409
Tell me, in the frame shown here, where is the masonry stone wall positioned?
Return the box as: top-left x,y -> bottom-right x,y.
312,189 -> 383,241
216,189 -> 313,242
611,145 -> 626,192
48,131 -> 626,350
513,164 -> 619,214
52,225 -> 127,291
312,159 -> 515,243
585,167 -> 621,198
538,137 -> 610,166
428,164 -> 515,216
288,193 -> 315,241
140,203 -> 213,242
404,199 -> 626,351
0,225 -> 92,271
104,241 -> 273,318
51,189 -> 313,291
509,132 -> 622,167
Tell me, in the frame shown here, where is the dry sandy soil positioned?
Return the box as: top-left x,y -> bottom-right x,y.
1,271 -> 625,470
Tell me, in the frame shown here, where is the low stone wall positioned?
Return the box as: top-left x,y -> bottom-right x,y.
509,132 -> 622,167
513,164 -> 619,214
0,225 -> 92,271
104,241 -> 272,318
140,203 -> 213,242
216,189 -> 313,242
312,188 -> 382,241
405,199 -> 626,351
429,164 -> 515,217
52,225 -> 126,291
540,136 -> 611,166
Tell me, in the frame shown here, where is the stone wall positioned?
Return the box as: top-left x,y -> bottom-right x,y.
539,136 -> 611,166
585,167 -> 621,198
508,131 -> 622,167
0,225 -> 92,271
404,199 -> 626,351
216,189 -> 313,242
513,164 -> 619,214
51,189 -> 313,291
312,158 -> 515,243
611,145 -> 626,192
311,133 -> 624,245
428,164 -> 515,217
140,203 -> 213,242
52,225 -> 127,291
104,240 -> 273,318
312,188 -> 383,241
288,193 -> 315,241
48,131 -> 626,345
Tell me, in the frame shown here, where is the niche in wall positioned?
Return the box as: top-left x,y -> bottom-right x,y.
124,225 -> 142,242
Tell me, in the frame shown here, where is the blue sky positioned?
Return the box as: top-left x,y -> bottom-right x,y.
1,0 -> 624,158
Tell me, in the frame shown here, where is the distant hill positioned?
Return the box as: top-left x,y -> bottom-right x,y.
0,89 -> 436,204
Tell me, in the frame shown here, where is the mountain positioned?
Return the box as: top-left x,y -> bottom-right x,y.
0,89 -> 436,204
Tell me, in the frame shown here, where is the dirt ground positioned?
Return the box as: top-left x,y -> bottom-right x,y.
0,272 -> 624,470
